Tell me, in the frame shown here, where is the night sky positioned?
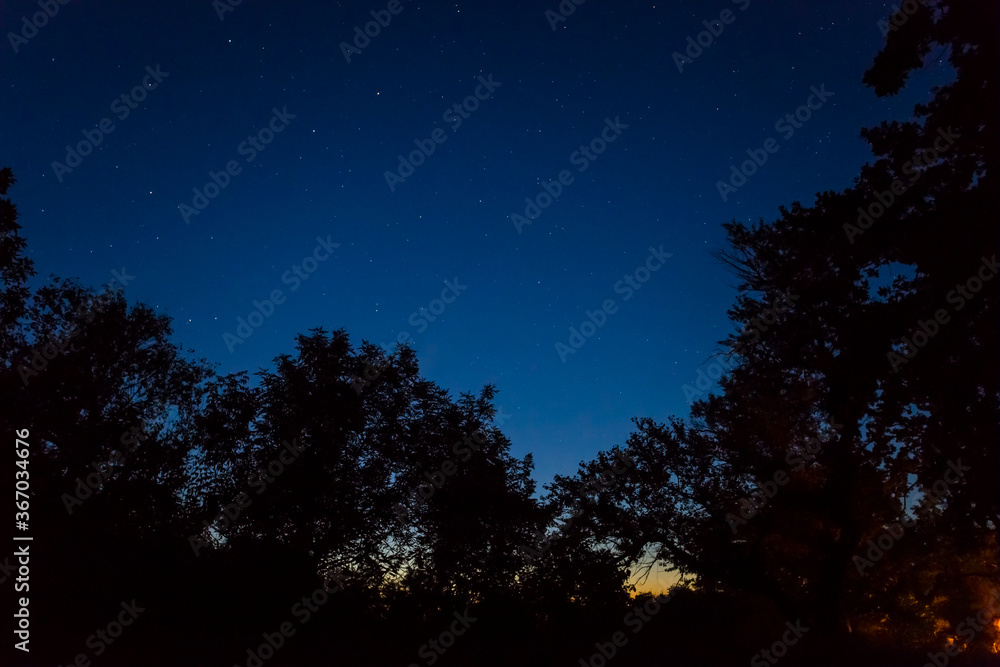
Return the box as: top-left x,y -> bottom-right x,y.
2,0 -> 951,491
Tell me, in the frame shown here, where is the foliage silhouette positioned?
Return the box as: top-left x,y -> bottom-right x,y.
1,1 -> 997,665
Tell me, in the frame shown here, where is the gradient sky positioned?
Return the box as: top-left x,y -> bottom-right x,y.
1,0 -> 951,493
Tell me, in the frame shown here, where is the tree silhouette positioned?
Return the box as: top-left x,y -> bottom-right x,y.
566,0 -> 998,657
2,4 -> 995,664
0,168 -> 34,365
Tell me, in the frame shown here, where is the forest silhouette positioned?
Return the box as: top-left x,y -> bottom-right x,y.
1,1 -> 997,665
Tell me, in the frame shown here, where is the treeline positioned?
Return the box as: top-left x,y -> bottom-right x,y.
2,1 -> 998,665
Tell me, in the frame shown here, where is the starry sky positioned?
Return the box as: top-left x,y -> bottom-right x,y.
1,0 -> 951,490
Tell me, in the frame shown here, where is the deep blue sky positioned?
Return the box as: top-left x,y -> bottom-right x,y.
2,0 -> 950,490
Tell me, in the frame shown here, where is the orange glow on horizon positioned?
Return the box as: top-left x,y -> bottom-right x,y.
629,565 -> 681,597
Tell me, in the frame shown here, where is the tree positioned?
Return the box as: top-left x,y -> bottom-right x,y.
0,167 -> 34,364
571,0 -> 998,652
191,328 -> 541,608
0,173 -> 217,662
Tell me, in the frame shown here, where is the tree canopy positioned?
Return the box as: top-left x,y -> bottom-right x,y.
1,1 -> 996,664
